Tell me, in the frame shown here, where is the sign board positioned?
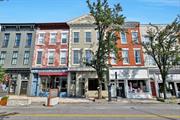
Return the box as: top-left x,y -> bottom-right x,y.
49,89 -> 58,98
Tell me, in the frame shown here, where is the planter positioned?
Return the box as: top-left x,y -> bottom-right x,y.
0,96 -> 8,106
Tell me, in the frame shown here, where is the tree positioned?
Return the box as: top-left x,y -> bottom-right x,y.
142,16 -> 180,99
86,0 -> 125,99
0,66 -> 5,83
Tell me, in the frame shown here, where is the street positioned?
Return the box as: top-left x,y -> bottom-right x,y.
0,103 -> 180,120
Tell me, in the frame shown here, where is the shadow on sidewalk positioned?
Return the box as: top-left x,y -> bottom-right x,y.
0,112 -> 19,120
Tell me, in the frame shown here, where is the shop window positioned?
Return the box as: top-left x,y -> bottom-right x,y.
88,79 -> 105,91
128,80 -> 146,93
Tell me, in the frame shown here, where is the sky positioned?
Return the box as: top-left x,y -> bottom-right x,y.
0,0 -> 179,24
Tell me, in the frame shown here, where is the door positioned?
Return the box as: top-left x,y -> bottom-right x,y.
117,83 -> 125,98
20,81 -> 28,95
79,81 -> 85,97
151,82 -> 157,97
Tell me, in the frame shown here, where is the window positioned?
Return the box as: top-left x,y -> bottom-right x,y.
48,50 -> 55,64
85,50 -> 92,63
143,35 -> 149,43
26,33 -> 32,47
122,50 -> 129,64
50,33 -> 56,44
14,33 -> 21,47
11,51 -> 18,65
73,50 -> 80,64
88,79 -> 105,90
96,31 -> 99,41
73,32 -> 79,43
85,32 -> 91,43
0,51 -> 6,65
38,33 -> 45,44
36,51 -> 42,64
110,52 -> 116,64
61,33 -> 68,44
23,51 -> 30,65
134,50 -> 141,64
120,32 -> 127,44
60,50 -> 67,65
132,32 -> 138,43
2,33 -> 10,47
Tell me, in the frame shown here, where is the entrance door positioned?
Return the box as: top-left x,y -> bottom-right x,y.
151,82 -> 157,97
20,81 -> 28,95
79,81 -> 85,97
117,83 -> 125,98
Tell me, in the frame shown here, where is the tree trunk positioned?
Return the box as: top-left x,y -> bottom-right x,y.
163,80 -> 167,99
98,79 -> 102,99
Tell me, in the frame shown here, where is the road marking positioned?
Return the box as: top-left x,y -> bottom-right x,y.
0,114 -> 180,118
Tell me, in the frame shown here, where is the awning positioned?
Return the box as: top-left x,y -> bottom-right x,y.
39,72 -> 68,76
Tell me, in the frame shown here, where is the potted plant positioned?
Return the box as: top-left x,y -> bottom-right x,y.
0,96 -> 8,106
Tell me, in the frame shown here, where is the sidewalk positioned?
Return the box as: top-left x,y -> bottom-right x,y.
3,95 -> 179,106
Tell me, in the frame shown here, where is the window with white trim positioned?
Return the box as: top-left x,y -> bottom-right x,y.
120,32 -> 127,44
26,33 -> 32,47
38,33 -> 45,44
61,33 -> 68,44
0,51 -> 6,65
132,32 -> 138,43
11,51 -> 18,65
36,51 -> 42,64
110,52 -> 116,64
23,51 -> 30,65
122,50 -> 129,64
134,50 -> 141,64
73,50 -> 80,64
73,32 -> 79,43
48,51 -> 55,65
2,33 -> 10,47
60,50 -> 67,65
50,33 -> 56,44
14,33 -> 21,47
85,50 -> 92,63
85,32 -> 91,43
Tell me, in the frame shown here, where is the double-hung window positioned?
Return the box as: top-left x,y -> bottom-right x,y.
132,31 -> 138,43
121,32 -> 127,44
36,51 -> 42,65
23,51 -> 30,65
38,33 -> 45,44
73,50 -> 80,65
11,51 -> 18,65
61,33 -> 68,44
134,49 -> 141,64
85,32 -> 91,43
14,33 -> 21,47
110,52 -> 116,64
73,32 -> 79,43
2,33 -> 10,47
48,50 -> 55,65
0,51 -> 6,65
122,50 -> 129,64
50,33 -> 56,44
85,50 -> 92,63
26,33 -> 32,47
60,50 -> 67,65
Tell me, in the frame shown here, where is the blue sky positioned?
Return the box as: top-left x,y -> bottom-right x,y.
0,0 -> 179,24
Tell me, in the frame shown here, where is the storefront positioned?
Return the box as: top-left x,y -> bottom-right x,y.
109,67 -> 152,99
31,68 -> 68,97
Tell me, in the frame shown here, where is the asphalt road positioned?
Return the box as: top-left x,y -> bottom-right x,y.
0,103 -> 180,120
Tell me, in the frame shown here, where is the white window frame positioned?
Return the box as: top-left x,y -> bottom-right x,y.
60,49 -> 67,65
0,51 -> 6,65
134,48 -> 141,64
49,32 -> 57,45
37,32 -> 45,45
110,52 -> 116,65
120,32 -> 127,44
84,31 -> 92,43
122,49 -> 129,64
48,49 -> 55,65
61,32 -> 68,44
85,48 -> 92,63
73,31 -> 80,44
72,48 -> 81,65
23,51 -> 30,65
131,30 -> 139,44
11,51 -> 18,65
36,49 -> 43,65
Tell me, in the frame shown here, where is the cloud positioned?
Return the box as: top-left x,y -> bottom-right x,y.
137,0 -> 180,7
